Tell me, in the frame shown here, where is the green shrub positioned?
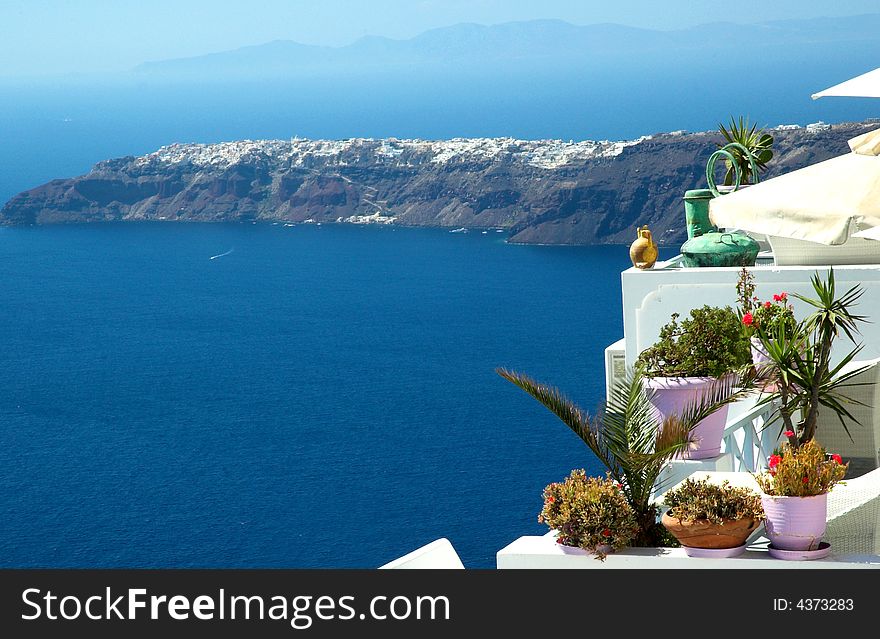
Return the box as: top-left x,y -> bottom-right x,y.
636,305 -> 751,377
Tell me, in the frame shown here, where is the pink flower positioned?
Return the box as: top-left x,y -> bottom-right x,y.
742,313 -> 754,326
768,454 -> 782,469
832,454 -> 843,465
784,430 -> 795,438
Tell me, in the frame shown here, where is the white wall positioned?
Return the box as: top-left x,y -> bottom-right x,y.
620,261 -> 880,368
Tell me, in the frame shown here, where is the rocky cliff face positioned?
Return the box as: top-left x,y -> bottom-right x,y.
3,121 -> 876,245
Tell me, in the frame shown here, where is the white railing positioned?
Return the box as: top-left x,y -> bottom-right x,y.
654,394 -> 781,500
721,394 -> 782,473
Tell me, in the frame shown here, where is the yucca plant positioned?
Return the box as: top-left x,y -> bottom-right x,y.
753,268 -> 871,446
717,116 -> 773,186
497,365 -> 754,546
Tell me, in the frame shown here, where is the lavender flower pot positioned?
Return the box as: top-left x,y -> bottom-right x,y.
750,336 -> 771,365
750,337 -> 778,391
761,493 -> 827,552
643,376 -> 733,460
556,542 -> 613,556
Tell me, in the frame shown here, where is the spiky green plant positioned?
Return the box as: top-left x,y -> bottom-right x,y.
497,365 -> 753,546
717,116 -> 773,186
753,268 -> 871,446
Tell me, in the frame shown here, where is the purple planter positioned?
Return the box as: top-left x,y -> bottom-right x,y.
750,337 -> 779,391
683,544 -> 746,558
643,376 -> 732,459
556,543 -> 613,556
761,493 -> 827,551
750,336 -> 771,365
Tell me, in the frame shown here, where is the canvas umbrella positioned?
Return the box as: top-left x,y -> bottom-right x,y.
708,128 -> 880,245
812,66 -> 880,99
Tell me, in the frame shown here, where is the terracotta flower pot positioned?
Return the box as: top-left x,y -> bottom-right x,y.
643,376 -> 733,459
761,493 -> 827,551
661,511 -> 759,549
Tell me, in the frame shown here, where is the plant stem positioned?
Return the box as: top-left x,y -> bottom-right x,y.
801,329 -> 832,443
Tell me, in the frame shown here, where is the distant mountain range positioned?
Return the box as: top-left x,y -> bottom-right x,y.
135,16 -> 880,81
3,121 -> 876,245
121,15 -> 880,147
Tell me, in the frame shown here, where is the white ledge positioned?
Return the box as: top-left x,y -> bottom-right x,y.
496,535 -> 880,569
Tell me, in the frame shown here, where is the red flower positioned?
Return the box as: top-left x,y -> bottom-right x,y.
742,313 -> 754,326
547,496 -> 555,503
779,292 -> 787,300
802,477 -> 809,484
784,430 -> 795,438
601,529 -> 611,537
769,469 -> 777,477
773,294 -> 781,302
832,454 -> 843,465
768,454 -> 782,469
764,301 -> 772,309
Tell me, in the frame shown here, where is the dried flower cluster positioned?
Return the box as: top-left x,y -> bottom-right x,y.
539,470 -> 639,559
662,478 -> 764,525
755,439 -> 847,497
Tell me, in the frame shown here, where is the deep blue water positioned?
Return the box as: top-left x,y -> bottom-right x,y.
0,223 -> 673,568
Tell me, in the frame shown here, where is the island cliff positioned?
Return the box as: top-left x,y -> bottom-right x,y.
2,121 -> 875,245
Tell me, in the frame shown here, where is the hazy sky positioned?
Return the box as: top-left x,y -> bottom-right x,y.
1,0 -> 878,76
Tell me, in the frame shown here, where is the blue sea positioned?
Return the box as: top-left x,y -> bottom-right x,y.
0,223 -> 674,568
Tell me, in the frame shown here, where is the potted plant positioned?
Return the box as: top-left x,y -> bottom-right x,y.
755,439 -> 847,556
661,478 -> 764,558
716,115 -> 774,189
635,305 -> 752,459
745,269 -> 871,558
735,267 -> 796,369
497,366 -> 753,547
538,470 -> 639,560
752,268 -> 869,446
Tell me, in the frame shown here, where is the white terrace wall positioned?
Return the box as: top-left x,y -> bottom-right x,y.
619,261 -> 880,369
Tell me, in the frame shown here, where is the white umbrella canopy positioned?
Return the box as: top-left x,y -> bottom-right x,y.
812,66 -> 880,99
708,129 -> 880,245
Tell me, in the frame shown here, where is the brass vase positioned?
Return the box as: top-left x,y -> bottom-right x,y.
629,225 -> 658,269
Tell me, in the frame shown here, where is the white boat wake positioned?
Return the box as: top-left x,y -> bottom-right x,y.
209,248 -> 234,260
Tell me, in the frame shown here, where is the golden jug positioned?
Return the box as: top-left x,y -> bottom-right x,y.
629,225 -> 658,269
